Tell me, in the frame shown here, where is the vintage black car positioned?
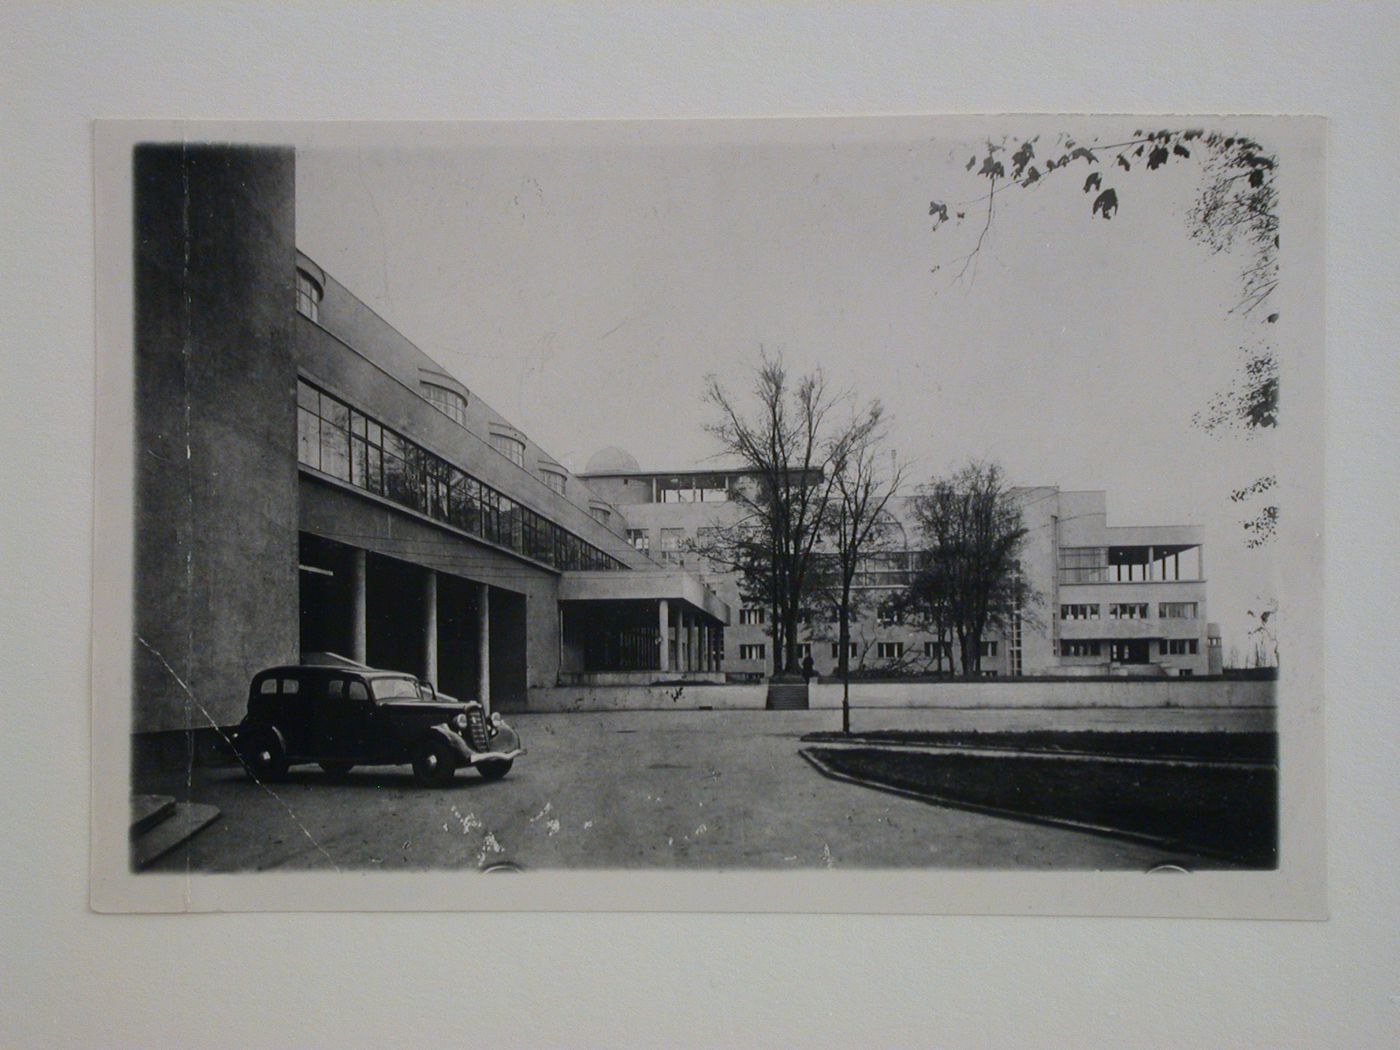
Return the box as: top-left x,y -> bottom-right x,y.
233,663 -> 524,787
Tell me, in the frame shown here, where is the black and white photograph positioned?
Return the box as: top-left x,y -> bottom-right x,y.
15,2 -> 1400,1045
90,115 -> 1324,914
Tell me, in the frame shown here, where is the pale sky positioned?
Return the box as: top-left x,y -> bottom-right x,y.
291,118 -> 1286,655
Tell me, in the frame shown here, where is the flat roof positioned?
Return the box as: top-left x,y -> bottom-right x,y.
558,570 -> 731,624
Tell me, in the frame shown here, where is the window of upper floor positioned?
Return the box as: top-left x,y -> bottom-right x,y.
656,473 -> 735,503
876,601 -> 903,627
1159,602 -> 1199,619
1109,603 -> 1149,620
491,432 -> 526,467
1060,603 -> 1100,621
658,527 -> 685,561
540,467 -> 567,495
422,382 -> 468,427
295,268 -> 323,322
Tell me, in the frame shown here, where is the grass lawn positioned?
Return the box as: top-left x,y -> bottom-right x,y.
805,746 -> 1278,866
801,730 -> 1277,764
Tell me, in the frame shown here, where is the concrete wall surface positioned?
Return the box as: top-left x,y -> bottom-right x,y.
528,677 -> 1275,715
528,684 -> 768,712
133,144 -> 300,734
808,678 -> 1275,710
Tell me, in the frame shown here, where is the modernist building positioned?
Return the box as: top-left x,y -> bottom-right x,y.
131,144 -> 729,761
579,464 -> 1224,680
131,144 -> 1221,762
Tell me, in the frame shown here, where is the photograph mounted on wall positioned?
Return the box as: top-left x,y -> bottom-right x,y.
90,116 -> 1325,916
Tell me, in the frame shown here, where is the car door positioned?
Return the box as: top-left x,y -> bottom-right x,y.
340,677 -> 378,759
276,674 -> 313,755
312,675 -> 377,759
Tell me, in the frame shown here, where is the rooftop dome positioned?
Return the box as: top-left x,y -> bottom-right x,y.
584,446 -> 641,474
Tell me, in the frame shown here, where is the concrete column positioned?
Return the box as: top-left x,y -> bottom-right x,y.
422,569 -> 438,685
658,599 -> 671,672
687,615 -> 698,672
477,582 -> 491,714
350,548 -> 367,664
677,606 -> 687,670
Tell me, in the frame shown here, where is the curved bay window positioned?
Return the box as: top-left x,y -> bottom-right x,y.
423,382 -> 468,426
540,467 -> 567,495
491,432 -> 526,467
295,268 -> 323,322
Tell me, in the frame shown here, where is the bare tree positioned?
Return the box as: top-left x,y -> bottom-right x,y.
907,461 -> 1036,674
703,349 -> 869,676
823,407 -> 902,732
896,557 -> 955,674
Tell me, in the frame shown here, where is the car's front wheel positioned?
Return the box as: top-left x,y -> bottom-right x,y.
319,760 -> 354,777
411,736 -> 458,787
476,758 -> 513,781
237,724 -> 289,782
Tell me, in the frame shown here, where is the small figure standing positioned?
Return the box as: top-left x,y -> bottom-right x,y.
802,653 -> 816,682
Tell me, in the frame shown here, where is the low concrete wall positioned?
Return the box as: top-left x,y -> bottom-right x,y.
809,678 -> 1274,710
557,671 -> 726,686
529,684 -> 768,712
528,678 -> 1274,713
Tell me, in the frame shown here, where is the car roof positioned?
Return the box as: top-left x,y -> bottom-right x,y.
254,665 -> 416,679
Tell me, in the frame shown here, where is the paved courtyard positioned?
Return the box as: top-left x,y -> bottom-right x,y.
143,710 -> 1234,873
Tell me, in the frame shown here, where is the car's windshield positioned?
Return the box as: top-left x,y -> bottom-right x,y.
371,676 -> 422,701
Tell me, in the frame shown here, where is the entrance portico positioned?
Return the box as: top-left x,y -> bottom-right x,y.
557,570 -> 730,685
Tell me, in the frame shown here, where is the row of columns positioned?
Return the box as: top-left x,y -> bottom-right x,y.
657,599 -> 720,674
345,550 -> 490,712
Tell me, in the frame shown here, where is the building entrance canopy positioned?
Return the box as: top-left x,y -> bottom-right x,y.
558,570 -> 730,681
558,569 -> 730,624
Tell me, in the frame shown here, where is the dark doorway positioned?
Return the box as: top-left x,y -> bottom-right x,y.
298,533 -> 356,659
366,553 -> 429,677
436,573 -> 482,701
1110,639 -> 1152,665
489,587 -> 528,711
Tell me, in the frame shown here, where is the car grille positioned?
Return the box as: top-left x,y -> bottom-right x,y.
466,709 -> 490,751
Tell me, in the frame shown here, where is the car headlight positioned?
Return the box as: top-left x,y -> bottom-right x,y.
490,712 -> 504,727
453,713 -> 469,730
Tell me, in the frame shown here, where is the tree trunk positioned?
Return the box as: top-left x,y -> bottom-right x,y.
959,631 -> 979,675
839,581 -> 852,734
768,583 -> 780,679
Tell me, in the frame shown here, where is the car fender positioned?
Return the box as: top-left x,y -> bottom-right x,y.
425,723 -> 474,763
239,720 -> 286,755
488,723 -> 522,755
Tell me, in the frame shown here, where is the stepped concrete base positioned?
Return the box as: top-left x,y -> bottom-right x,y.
130,794 -> 177,837
766,682 -> 810,710
130,796 -> 221,869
